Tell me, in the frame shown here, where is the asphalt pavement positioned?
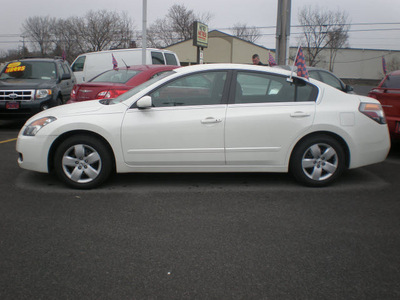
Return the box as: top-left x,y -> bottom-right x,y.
1,95 -> 400,299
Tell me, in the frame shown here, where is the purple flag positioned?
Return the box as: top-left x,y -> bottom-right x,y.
112,54 -> 118,70
268,53 -> 277,66
295,46 -> 309,79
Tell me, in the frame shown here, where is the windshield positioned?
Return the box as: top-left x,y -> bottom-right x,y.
110,70 -> 176,104
0,61 -> 57,80
382,74 -> 400,89
90,69 -> 141,84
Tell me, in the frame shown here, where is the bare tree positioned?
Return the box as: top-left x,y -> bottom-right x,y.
298,6 -> 350,68
22,16 -> 56,56
232,23 -> 261,43
146,4 -> 212,48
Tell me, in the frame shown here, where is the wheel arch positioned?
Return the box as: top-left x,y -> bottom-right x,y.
289,131 -> 351,169
47,130 -> 116,173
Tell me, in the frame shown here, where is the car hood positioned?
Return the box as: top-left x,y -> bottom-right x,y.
0,78 -> 56,89
25,100 -> 111,123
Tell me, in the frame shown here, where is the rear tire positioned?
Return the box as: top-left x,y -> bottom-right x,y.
290,134 -> 345,187
54,135 -> 113,189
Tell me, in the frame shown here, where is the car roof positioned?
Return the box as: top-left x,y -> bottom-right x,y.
113,65 -> 179,71
173,63 -> 294,77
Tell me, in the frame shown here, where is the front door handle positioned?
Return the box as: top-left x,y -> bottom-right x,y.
201,117 -> 222,124
290,111 -> 311,118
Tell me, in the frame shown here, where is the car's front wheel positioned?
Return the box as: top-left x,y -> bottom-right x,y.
290,135 -> 345,187
54,135 -> 113,189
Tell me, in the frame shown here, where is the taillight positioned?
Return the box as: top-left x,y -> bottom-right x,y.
359,103 -> 386,124
96,89 -> 128,99
96,90 -> 111,99
70,88 -> 76,100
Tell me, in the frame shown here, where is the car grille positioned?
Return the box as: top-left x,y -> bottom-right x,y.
0,90 -> 35,101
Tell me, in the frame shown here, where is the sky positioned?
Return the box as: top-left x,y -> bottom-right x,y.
1,0 -> 400,53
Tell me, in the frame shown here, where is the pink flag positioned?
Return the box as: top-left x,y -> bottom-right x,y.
295,46 -> 309,79
112,54 -> 118,70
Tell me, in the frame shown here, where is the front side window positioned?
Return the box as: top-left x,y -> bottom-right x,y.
71,56 -> 86,72
151,52 -> 165,65
90,69 -> 141,83
235,72 -> 318,103
149,71 -> 227,107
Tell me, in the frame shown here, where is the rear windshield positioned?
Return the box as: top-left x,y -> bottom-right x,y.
110,70 -> 176,104
90,69 -> 141,84
0,61 -> 57,80
382,74 -> 400,89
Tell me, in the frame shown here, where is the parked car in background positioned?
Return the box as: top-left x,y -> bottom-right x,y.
68,65 -> 180,103
0,58 -> 75,119
71,48 -> 180,83
17,64 -> 389,189
368,70 -> 400,139
273,65 -> 354,93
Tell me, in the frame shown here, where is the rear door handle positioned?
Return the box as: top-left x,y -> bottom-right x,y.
290,111 -> 311,118
201,117 -> 222,124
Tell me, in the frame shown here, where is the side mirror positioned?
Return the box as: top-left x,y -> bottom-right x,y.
61,73 -> 71,80
136,95 -> 153,109
345,84 -> 354,93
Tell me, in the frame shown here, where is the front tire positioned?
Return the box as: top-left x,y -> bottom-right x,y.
54,135 -> 113,189
290,135 -> 345,187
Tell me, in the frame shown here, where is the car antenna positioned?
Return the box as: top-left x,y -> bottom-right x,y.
121,58 -> 129,69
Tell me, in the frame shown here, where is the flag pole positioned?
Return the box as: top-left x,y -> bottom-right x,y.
289,45 -> 300,82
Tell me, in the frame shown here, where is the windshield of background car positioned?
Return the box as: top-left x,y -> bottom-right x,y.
0,61 -> 57,80
90,69 -> 142,84
110,70 -> 177,104
382,74 -> 400,89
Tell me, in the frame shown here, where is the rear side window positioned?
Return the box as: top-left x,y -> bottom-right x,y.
71,56 -> 86,72
318,71 -> 343,90
151,52 -> 165,65
382,74 -> 400,89
91,69 -> 141,83
165,53 -> 178,65
235,72 -> 318,103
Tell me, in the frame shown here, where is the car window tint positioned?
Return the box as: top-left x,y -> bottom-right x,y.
150,71 -> 227,107
71,56 -> 86,72
165,53 -> 178,65
91,69 -> 141,83
151,52 -> 165,64
318,71 -> 343,90
382,74 -> 400,88
235,72 -> 318,103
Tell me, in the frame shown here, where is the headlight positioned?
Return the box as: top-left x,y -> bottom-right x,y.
23,116 -> 57,136
36,89 -> 52,99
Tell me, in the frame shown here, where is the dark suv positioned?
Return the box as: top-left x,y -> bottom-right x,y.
0,58 -> 76,119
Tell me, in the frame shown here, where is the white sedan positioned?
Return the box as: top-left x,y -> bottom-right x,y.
16,64 -> 390,189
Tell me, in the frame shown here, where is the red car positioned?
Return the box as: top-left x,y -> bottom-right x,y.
368,70 -> 400,140
68,64 -> 179,103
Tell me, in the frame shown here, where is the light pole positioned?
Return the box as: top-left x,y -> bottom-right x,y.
142,0 -> 147,65
275,0 -> 291,65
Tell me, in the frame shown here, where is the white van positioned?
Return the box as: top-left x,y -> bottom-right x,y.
70,48 -> 180,83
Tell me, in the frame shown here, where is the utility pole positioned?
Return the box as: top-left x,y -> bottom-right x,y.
142,0 -> 147,64
275,0 -> 291,65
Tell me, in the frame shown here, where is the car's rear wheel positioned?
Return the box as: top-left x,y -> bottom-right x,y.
290,135 -> 345,187
54,135 -> 113,189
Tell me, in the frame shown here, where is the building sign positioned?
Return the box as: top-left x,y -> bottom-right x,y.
193,21 -> 208,48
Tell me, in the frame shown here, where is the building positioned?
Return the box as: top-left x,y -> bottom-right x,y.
166,29 -> 400,81
166,30 -> 274,65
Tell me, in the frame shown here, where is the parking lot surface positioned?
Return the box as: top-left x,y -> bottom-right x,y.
1,118 -> 400,299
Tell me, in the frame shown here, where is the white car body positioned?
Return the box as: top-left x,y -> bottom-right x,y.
16,64 -> 390,188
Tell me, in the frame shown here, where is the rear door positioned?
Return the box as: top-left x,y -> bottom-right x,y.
225,71 -> 318,167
